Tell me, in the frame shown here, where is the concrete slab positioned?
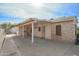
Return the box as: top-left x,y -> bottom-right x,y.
13,36 -> 77,56
0,34 -> 79,56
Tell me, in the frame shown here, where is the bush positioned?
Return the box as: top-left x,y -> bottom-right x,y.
75,33 -> 79,45
77,33 -> 79,38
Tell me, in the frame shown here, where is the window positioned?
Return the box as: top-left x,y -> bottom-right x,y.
38,27 -> 41,31
56,25 -> 61,36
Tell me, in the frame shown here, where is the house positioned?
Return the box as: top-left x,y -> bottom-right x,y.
15,16 -> 77,44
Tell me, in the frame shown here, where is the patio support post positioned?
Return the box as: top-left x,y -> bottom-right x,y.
22,26 -> 24,38
32,21 -> 34,44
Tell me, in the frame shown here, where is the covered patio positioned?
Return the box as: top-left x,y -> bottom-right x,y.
17,19 -> 50,44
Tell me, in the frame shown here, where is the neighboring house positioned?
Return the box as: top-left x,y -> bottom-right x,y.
16,16 -> 77,44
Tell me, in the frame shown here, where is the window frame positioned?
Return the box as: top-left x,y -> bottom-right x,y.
56,25 -> 61,36
38,27 -> 41,31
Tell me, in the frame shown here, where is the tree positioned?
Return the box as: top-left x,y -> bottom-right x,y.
0,22 -> 15,33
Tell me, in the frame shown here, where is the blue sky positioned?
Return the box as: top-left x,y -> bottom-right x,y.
0,3 -> 79,25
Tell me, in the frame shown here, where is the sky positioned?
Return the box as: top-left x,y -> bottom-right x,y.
0,3 -> 79,25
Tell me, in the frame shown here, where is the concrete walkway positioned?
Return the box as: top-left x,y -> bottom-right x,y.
0,34 -> 79,56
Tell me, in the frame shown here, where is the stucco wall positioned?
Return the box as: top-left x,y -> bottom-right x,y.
34,23 -> 52,39
34,24 -> 43,38
45,24 -> 52,40
51,21 -> 76,43
34,20 -> 76,43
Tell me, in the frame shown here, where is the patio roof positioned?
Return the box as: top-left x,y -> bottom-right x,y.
16,16 -> 77,27
16,18 -> 51,27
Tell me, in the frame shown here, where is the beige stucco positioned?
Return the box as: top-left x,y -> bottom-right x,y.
45,23 -> 52,40
34,24 -> 43,38
51,21 -> 76,43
